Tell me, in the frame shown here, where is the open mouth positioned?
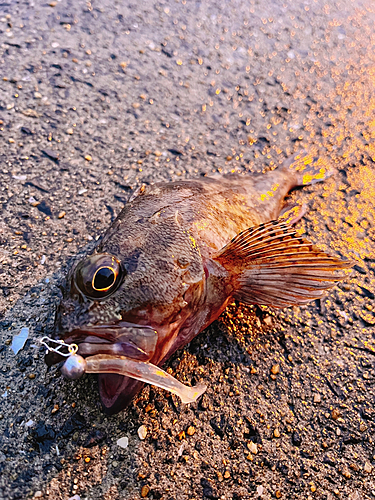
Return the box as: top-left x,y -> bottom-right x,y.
44,321 -> 206,406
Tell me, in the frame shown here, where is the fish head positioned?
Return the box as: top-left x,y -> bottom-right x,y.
49,209 -> 206,413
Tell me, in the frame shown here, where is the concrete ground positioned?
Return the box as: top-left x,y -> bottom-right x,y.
0,0 -> 374,499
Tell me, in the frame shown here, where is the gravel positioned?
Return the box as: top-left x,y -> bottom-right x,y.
1,0 -> 375,499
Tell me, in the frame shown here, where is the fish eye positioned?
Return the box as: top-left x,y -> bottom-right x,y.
75,253 -> 123,299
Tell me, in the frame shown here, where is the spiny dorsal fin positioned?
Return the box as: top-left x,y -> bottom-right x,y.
214,220 -> 352,308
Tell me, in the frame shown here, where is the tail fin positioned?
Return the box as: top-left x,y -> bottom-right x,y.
281,151 -> 333,188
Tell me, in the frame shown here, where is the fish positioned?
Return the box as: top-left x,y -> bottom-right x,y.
46,153 -> 351,414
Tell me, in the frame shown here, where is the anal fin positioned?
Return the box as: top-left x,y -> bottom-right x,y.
214,219 -> 352,308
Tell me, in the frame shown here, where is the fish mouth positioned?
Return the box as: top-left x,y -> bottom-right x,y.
48,321 -> 159,362
46,321 -> 158,413
47,321 -> 206,415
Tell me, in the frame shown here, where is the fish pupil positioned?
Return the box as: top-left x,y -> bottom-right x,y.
93,267 -> 115,291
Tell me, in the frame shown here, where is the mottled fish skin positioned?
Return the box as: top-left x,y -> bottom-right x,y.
50,154 -> 349,414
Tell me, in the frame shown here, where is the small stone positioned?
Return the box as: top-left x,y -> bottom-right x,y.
257,486 -> 264,495
359,423 -> 367,432
58,211 -> 66,219
8,138 -> 14,143
34,92 -> 42,99
140,485 -> 149,498
224,470 -> 230,479
138,425 -> 147,440
112,461 -> 118,468
84,154 -> 92,161
310,483 -> 316,493
342,467 -> 351,479
263,316 -> 272,326
313,393 -> 321,403
154,150 -> 162,157
120,61 -> 127,69
22,108 -> 39,118
331,409 -> 340,420
116,436 -> 129,449
67,128 -> 74,135
364,461 -> 372,473
273,428 -> 281,438
49,1 -> 57,6
187,426 -> 195,436
292,431 -> 302,446
132,102 -> 140,109
34,492 -> 42,498
271,364 -> 280,375
177,430 -> 185,440
28,373 -> 36,379
51,404 -> 59,414
247,441 -> 258,454
275,491 -> 282,499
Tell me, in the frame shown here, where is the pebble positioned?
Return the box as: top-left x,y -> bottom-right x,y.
34,92 -> 42,99
342,467 -> 351,478
257,485 -> 264,495
331,409 -> 340,420
58,211 -> 66,219
313,393 -> 321,403
247,441 -> 258,454
292,431 -> 302,446
28,373 -> 36,379
364,461 -> 372,473
273,428 -> 281,438
275,491 -> 282,499
34,492 -> 42,498
67,128 -> 74,135
154,150 -> 162,157
84,154 -> 92,161
187,425 -> 196,436
116,436 -> 129,449
263,316 -> 272,326
140,485 -> 149,498
137,425 -> 147,440
68,496 -> 80,500
271,364 -> 280,375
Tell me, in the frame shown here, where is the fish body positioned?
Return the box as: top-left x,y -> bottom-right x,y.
49,154 -> 350,414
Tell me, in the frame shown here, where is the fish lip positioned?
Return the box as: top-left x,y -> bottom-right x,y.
46,321 -> 158,365
61,321 -> 155,345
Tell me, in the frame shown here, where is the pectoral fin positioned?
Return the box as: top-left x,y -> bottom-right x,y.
215,219 -> 351,308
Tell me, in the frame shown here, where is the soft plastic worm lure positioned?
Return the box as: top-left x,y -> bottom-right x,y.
40,336 -> 206,404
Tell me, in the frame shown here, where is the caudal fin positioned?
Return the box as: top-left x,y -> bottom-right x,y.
281,151 -> 333,188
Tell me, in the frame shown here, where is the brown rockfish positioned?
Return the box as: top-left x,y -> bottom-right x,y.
46,153 -> 350,414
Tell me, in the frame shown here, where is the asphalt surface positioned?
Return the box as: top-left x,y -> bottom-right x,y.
0,0 -> 375,499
